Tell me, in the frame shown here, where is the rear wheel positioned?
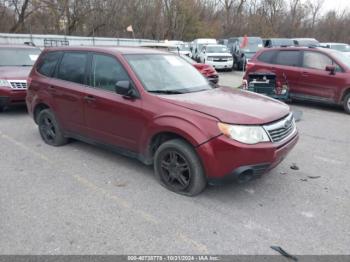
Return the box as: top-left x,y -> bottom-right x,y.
343,93 -> 350,114
0,106 -> 4,112
154,139 -> 207,196
37,109 -> 68,146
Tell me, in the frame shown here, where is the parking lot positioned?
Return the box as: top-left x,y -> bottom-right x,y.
1,71 -> 349,255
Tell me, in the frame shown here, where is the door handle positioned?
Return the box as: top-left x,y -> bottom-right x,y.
302,72 -> 309,77
84,95 -> 96,102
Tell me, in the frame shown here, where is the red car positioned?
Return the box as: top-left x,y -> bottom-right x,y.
180,55 -> 218,84
26,47 -> 298,196
244,47 -> 350,113
0,45 -> 41,111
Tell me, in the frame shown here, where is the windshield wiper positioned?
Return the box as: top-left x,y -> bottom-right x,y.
20,65 -> 32,67
148,90 -> 184,94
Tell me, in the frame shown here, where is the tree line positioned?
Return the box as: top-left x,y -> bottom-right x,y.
0,0 -> 349,43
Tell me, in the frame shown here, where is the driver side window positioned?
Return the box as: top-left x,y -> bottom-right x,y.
90,54 -> 130,92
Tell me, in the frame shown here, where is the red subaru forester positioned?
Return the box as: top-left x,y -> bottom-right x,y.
26,47 -> 298,196
0,45 -> 41,111
244,47 -> 350,113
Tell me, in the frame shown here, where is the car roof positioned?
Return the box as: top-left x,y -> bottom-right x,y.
261,46 -> 340,55
43,46 -> 171,55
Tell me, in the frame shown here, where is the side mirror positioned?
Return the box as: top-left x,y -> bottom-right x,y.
115,80 -> 137,98
325,65 -> 336,75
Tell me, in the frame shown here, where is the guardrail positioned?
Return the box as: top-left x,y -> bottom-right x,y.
0,33 -> 159,48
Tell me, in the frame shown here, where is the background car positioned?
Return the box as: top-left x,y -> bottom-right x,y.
180,54 -> 218,84
227,36 -> 264,70
244,47 -> 350,113
198,44 -> 233,71
292,38 -> 319,47
0,44 -> 41,112
264,38 -> 294,48
320,42 -> 350,57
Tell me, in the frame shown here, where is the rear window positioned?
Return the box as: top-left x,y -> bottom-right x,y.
57,52 -> 88,85
37,52 -> 62,77
257,50 -> 277,63
274,51 -> 300,66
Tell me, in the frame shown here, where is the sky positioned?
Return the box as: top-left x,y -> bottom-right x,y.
318,0 -> 350,14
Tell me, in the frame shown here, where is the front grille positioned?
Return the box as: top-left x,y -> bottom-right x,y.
263,113 -> 296,143
208,56 -> 231,62
9,80 -> 27,89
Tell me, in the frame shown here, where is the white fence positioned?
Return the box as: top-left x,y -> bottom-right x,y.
0,33 -> 159,48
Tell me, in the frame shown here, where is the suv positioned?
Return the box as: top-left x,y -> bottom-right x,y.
0,45 -> 41,111
244,47 -> 350,113
198,44 -> 233,71
27,47 -> 298,196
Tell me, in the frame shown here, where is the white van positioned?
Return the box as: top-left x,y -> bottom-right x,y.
191,38 -> 217,61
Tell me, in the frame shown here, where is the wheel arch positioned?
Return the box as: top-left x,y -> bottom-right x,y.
341,87 -> 350,102
33,102 -> 50,124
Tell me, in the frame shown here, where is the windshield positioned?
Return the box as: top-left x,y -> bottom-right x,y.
0,48 -> 41,66
329,50 -> 350,68
332,44 -> 350,52
125,54 -> 212,93
239,37 -> 263,52
206,45 -> 229,53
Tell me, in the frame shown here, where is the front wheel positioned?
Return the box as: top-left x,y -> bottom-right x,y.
37,109 -> 68,146
154,139 -> 207,196
343,93 -> 350,114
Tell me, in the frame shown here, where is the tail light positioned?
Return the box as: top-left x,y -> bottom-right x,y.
27,76 -> 32,88
246,62 -> 255,71
276,81 -> 282,94
242,79 -> 248,89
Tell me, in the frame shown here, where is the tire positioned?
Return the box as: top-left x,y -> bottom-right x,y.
154,139 -> 207,196
37,109 -> 68,146
0,106 -> 4,112
343,93 -> 350,114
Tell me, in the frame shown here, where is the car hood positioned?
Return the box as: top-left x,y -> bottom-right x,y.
0,66 -> 32,80
207,52 -> 232,57
159,87 -> 290,125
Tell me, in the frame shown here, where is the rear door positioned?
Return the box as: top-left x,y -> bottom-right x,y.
297,50 -> 345,102
50,51 -> 89,134
83,53 -> 145,152
271,50 -> 303,93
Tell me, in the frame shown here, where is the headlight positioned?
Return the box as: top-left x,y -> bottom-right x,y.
207,57 -> 213,61
0,79 -> 11,87
227,57 -> 233,61
218,123 -> 270,144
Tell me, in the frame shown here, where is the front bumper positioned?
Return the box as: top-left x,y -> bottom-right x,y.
206,60 -> 233,69
0,87 -> 27,107
196,132 -> 299,183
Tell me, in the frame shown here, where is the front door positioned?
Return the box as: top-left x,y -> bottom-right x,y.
296,51 -> 345,102
83,53 -> 145,152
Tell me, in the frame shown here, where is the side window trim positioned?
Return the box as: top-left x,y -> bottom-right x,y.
54,51 -> 90,86
272,50 -> 302,67
87,52 -> 140,97
36,51 -> 63,78
301,51 -> 344,72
